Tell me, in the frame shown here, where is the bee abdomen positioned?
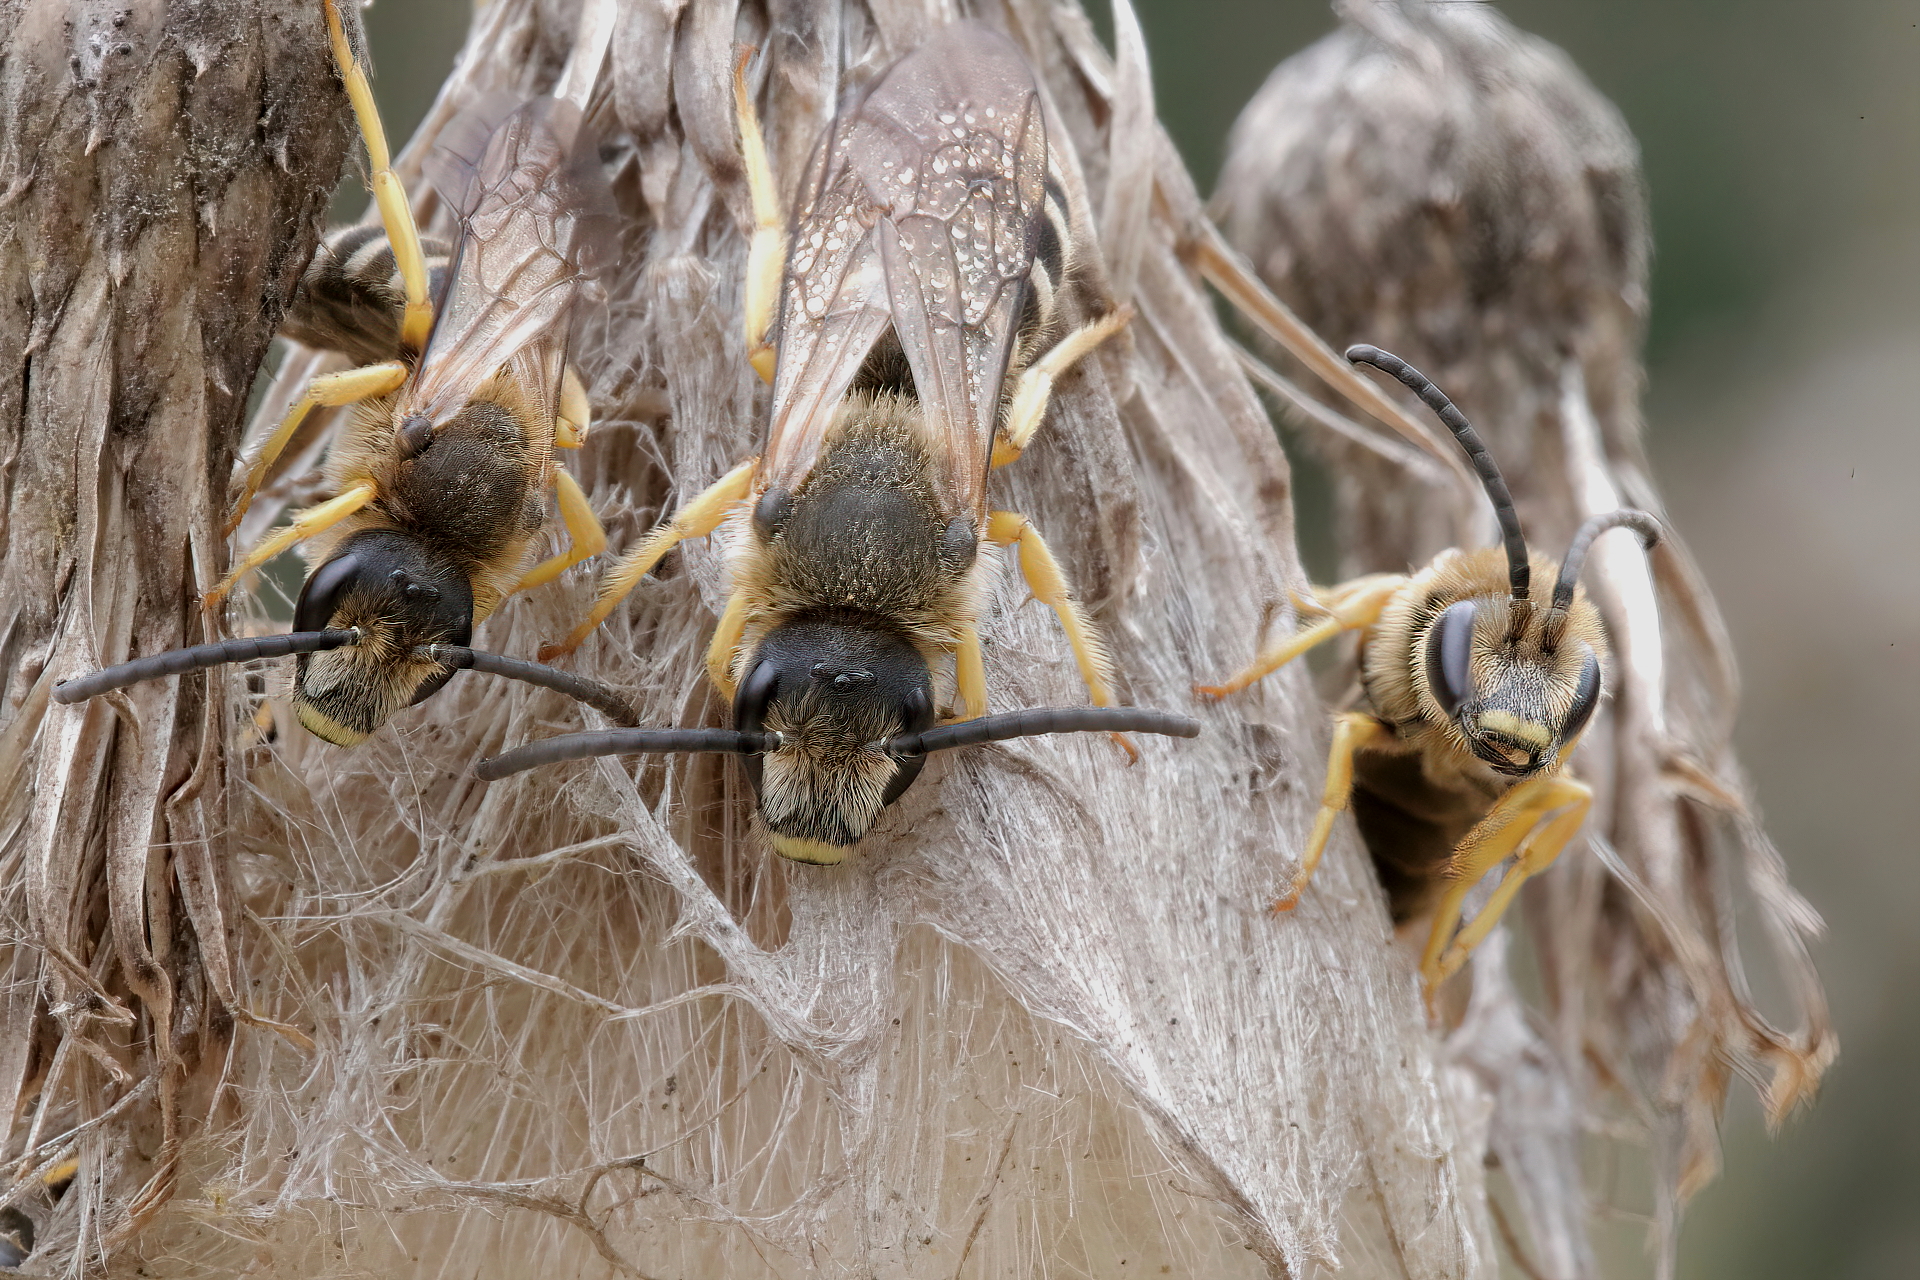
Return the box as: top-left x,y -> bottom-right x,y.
282,224 -> 452,366
1017,175 -> 1073,343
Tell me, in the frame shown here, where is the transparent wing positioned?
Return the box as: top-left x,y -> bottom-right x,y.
399,95 -> 616,430
763,23 -> 1047,526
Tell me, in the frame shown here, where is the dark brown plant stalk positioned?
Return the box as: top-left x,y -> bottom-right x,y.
0,0 -> 350,1261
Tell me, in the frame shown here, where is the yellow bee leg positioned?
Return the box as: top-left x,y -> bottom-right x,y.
226,360 -> 408,537
986,511 -> 1114,705
322,0 -> 432,353
954,625 -> 988,721
554,367 -> 592,448
514,468 -> 607,592
203,481 -> 378,614
1273,712 -> 1393,913
1415,774 -> 1583,1009
705,590 -> 750,701
1431,776 -> 1592,987
992,307 -> 1134,468
1194,573 -> 1405,699
544,459 -> 757,660
985,510 -> 1132,759
734,50 -> 785,384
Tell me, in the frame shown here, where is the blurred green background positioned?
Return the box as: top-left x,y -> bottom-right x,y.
352,1 -> 1916,1275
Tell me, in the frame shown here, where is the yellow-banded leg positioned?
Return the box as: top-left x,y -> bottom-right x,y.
984,511 -> 1131,758
1420,772 -> 1593,1006
990,307 -> 1135,469
1273,711 -> 1395,913
514,468 -> 607,591
734,49 -> 784,385
322,0 -> 433,354
1194,573 -> 1405,699
226,361 -> 409,536
543,459 -> 758,661
203,481 -> 378,613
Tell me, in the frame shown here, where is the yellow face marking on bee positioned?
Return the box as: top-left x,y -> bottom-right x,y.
294,705 -> 372,747
769,834 -> 853,865
1475,709 -> 1551,750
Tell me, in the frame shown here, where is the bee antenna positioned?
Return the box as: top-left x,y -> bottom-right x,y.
418,645 -> 641,726
1346,344 -> 1531,601
473,728 -> 783,782
1545,510 -> 1663,638
52,629 -> 364,705
886,707 -> 1202,756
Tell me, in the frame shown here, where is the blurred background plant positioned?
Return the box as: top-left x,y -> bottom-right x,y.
348,1 -> 1914,1274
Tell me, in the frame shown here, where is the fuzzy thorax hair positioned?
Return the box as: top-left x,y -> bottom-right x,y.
722,391 -> 996,686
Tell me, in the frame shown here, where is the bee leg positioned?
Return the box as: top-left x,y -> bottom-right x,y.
225,360 -> 409,537
985,511 -> 1132,758
1430,776 -> 1592,989
1415,774 -> 1588,1011
554,367 -> 593,448
705,590 -> 750,701
734,49 -> 785,385
202,481 -> 378,614
953,626 -> 988,721
322,0 -> 433,353
543,458 -> 757,660
514,468 -> 607,591
1194,574 -> 1404,699
991,306 -> 1135,468
1273,711 -> 1394,913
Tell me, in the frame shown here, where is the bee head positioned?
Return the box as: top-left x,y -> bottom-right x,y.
731,618 -> 935,864
1345,345 -> 1663,778
1418,593 -> 1604,777
290,529 -> 475,745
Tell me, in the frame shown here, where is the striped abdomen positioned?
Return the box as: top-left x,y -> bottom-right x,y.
282,223 -> 452,366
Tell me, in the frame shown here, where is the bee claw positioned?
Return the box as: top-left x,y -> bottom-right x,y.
1268,888 -> 1302,914
1111,731 -> 1139,763
1191,683 -> 1227,701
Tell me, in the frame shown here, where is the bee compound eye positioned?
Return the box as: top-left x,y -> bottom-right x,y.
1561,642 -> 1603,741
880,750 -> 928,807
734,660 -> 780,733
292,552 -> 365,633
1424,599 -> 1479,719
900,686 -> 934,735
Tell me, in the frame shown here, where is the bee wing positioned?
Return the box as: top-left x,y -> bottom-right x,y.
763,24 -> 1046,525
760,127 -> 894,496
400,95 -> 616,429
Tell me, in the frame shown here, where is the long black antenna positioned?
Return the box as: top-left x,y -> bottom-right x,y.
887,707 -> 1201,756
474,728 -> 782,781
1347,344 -> 1531,601
420,645 -> 640,726
1549,510 -> 1663,620
52,630 -> 363,704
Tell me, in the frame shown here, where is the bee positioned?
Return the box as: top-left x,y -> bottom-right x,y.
492,23 -> 1199,863
1197,344 -> 1661,1001
54,0 -> 620,743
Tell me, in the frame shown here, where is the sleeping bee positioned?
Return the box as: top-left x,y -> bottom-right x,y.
54,0 -> 624,741
1197,345 -> 1661,1003
478,23 -> 1199,862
